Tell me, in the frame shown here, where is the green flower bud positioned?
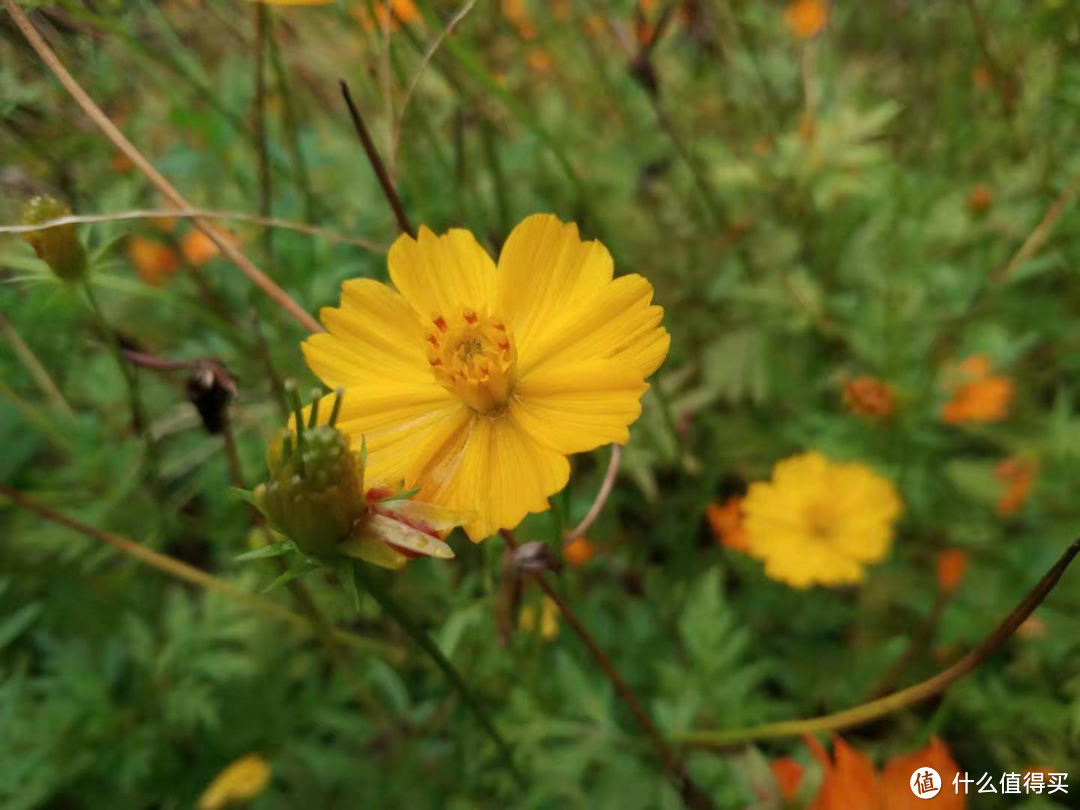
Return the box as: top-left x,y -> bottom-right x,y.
21,195 -> 87,283
254,422 -> 366,556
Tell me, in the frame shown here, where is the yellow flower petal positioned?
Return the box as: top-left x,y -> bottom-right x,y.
303,278 -> 429,386
520,273 -> 669,379
380,498 -> 473,532
339,530 -> 408,570
412,412 -> 570,541
495,213 -> 614,368
388,226 -> 497,319
511,356 -> 647,453
307,386 -> 467,491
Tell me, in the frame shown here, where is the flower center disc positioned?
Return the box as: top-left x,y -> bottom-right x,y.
427,309 -> 517,414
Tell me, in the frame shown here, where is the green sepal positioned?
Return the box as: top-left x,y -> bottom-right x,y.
261,557 -> 321,593
235,541 -> 295,562
378,486 -> 422,503
334,559 -> 360,612
231,487 -> 258,507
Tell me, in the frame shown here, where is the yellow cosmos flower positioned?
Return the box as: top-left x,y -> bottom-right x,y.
197,753 -> 270,810
742,452 -> 902,588
302,214 -> 669,542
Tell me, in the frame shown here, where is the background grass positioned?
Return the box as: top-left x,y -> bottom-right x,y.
3,0 -> 1080,807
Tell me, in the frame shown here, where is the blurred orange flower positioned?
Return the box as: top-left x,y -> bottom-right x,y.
995,456 -> 1036,517
941,355 -> 1013,424
181,229 -> 224,266
128,236 -> 179,286
878,737 -> 963,809
936,549 -> 967,595
354,0 -> 421,32
528,48 -> 553,75
785,0 -> 828,39
844,376 -> 895,420
502,0 -> 536,39
771,756 -> 804,801
806,735 -> 877,809
706,496 -> 748,552
806,736 -> 964,809
967,185 -> 994,215
564,537 -> 597,566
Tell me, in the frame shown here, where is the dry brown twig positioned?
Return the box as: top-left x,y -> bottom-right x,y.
564,444 -> 622,545
0,208 -> 388,252
4,0 -> 323,334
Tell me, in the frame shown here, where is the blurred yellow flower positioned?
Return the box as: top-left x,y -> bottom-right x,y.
302,214 -> 669,541
743,452 -> 902,588
197,754 -> 270,810
519,596 -> 559,639
784,0 -> 828,39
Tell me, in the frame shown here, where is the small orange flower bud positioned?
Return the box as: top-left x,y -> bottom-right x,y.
181,229 -> 223,266
564,537 -> 597,566
784,0 -> 828,39
128,236 -> 179,287
967,184 -> 994,215
706,496 -> 748,552
936,549 -> 967,595
21,195 -> 87,283
843,376 -> 895,419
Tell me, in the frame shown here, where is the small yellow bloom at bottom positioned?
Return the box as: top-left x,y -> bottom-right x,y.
197,753 -> 270,810
742,452 -> 902,589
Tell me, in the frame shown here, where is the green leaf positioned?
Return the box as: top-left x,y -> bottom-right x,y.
0,603 -> 42,650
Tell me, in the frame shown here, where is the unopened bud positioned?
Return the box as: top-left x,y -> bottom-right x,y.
21,195 -> 87,283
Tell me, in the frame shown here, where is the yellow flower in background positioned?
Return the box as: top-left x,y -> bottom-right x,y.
197,754 -> 270,810
519,596 -> 560,640
303,214 -> 669,542
742,452 -> 902,588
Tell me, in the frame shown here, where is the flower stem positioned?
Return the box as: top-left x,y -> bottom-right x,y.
673,536 -> 1080,750
353,563 -> 527,790
500,529 -> 714,809
82,281 -> 159,478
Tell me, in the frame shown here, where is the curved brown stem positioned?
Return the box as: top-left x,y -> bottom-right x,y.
564,444 -> 622,545
3,0 -> 322,335
673,536 -> 1080,750
501,528 -> 714,809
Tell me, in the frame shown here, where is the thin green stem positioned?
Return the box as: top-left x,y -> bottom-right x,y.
82,281 -> 159,478
354,564 -> 526,790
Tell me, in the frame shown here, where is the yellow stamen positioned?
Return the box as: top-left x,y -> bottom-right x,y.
427,309 -> 517,414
